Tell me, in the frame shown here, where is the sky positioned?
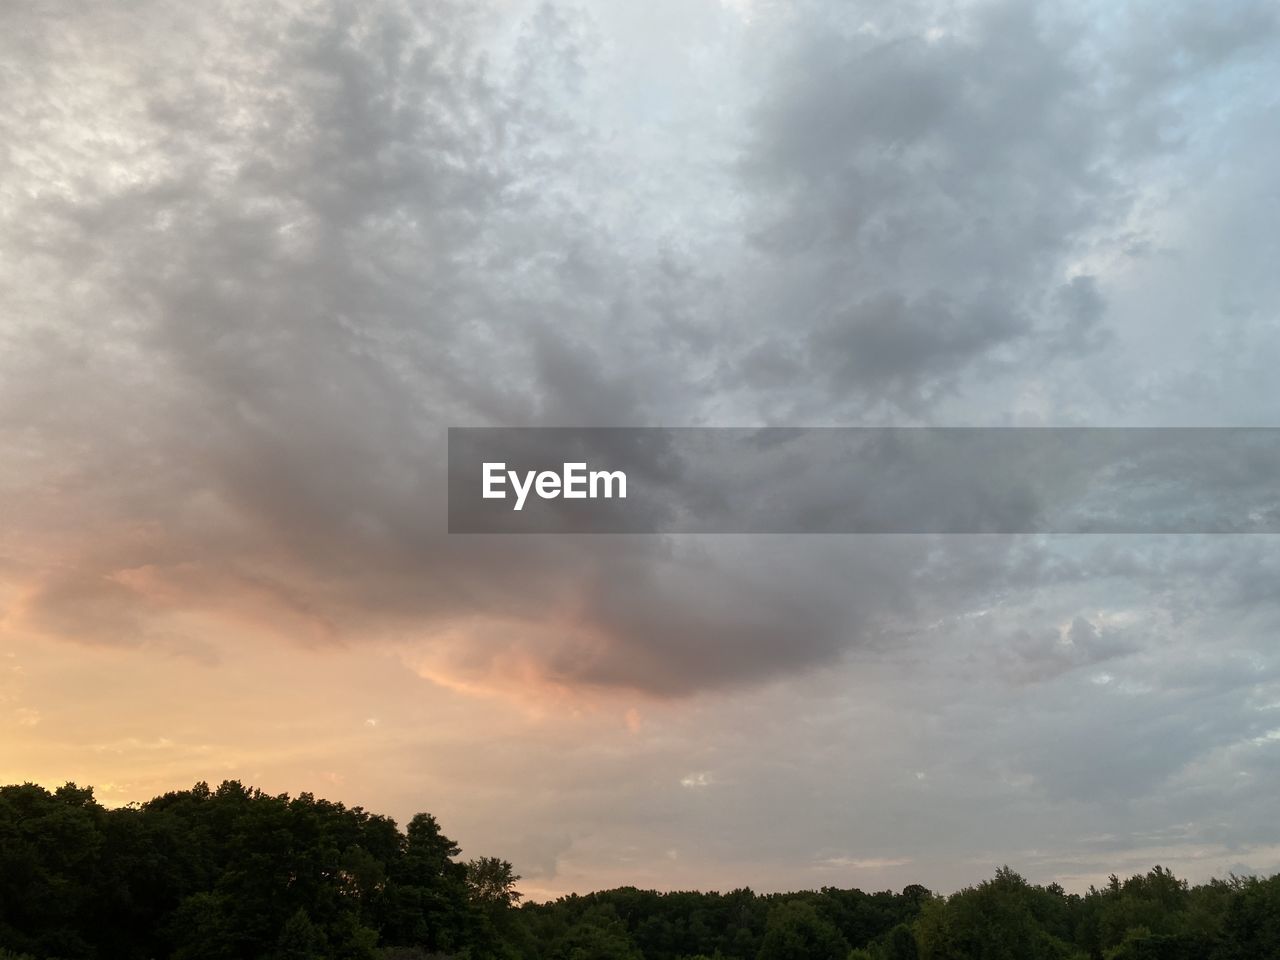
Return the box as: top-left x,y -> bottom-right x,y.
2,0 -> 1280,900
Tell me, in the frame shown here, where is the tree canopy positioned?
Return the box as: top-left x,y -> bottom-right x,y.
1,781 -> 1276,960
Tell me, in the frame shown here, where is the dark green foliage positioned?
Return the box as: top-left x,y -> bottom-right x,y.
1,781 -> 1278,960
0,783 -> 104,959
755,900 -> 848,960
1215,874 -> 1280,960
549,905 -> 644,959
270,909 -> 330,960
0,782 -> 477,960
915,866 -> 1081,960
885,922 -> 919,960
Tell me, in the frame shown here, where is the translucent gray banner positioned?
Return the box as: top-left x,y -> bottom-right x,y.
447,428 -> 1280,533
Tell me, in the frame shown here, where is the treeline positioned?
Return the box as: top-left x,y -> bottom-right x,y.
1,782 -> 1277,960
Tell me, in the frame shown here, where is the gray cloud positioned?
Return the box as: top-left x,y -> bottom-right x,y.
725,0 -> 1278,419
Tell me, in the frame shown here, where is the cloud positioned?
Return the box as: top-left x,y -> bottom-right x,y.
816,856 -> 913,870
727,0 -> 1278,419
5,0 -> 1277,701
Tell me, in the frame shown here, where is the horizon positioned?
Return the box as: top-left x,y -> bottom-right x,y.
5,775 -> 1262,906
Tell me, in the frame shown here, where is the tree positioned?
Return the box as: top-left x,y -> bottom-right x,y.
885,922 -> 919,960
551,907 -> 643,960
464,857 -> 524,959
756,900 -> 849,960
6,777 -> 1280,960
0,782 -> 104,959
467,857 -> 523,908
271,909 -> 328,960
382,813 -> 471,952
915,867 -> 1080,960
1216,874 -> 1280,960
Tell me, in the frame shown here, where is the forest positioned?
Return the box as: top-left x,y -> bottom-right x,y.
1,781 -> 1277,960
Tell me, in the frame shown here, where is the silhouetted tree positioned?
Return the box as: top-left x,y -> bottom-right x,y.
3,780 -> 1280,960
